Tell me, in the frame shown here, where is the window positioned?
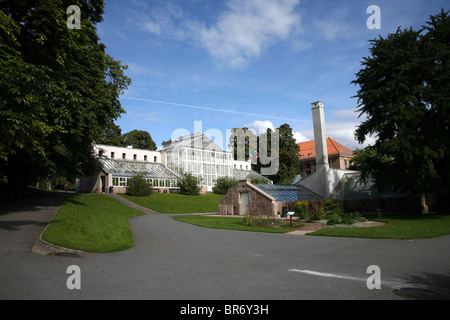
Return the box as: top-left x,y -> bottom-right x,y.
119,177 -> 127,186
112,177 -> 119,186
111,152 -> 115,159
154,156 -> 157,162
144,155 -> 147,161
122,153 -> 126,159
133,154 -> 137,160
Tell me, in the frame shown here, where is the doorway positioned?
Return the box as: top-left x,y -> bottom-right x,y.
240,192 -> 249,215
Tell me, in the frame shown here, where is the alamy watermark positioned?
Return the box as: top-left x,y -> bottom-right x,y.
168,121 -> 279,175
66,265 -> 81,290
367,5 -> 381,30
67,5 -> 81,29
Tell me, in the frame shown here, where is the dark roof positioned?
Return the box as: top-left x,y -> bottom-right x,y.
100,158 -> 179,180
330,172 -> 408,200
254,184 -> 324,202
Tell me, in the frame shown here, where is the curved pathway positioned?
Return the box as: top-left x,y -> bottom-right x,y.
1,192 -> 449,300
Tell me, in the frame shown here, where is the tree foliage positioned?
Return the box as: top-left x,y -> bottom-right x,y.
255,124 -> 300,184
178,172 -> 201,196
98,126 -> 157,150
126,173 -> 152,197
351,9 -> 450,210
213,176 -> 238,195
0,0 -> 131,191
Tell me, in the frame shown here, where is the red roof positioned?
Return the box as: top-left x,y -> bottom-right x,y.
298,138 -> 354,160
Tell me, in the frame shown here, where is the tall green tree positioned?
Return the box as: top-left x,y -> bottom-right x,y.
255,124 -> 300,184
0,0 -> 131,194
351,9 -> 450,212
122,130 -> 157,150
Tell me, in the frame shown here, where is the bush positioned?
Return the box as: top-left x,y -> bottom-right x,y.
127,173 -> 152,197
213,176 -> 238,195
308,200 -> 326,220
294,201 -> 309,219
178,172 -> 202,196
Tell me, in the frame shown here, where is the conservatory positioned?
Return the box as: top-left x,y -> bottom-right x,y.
76,158 -> 180,194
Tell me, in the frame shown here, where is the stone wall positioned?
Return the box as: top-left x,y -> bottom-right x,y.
218,179 -> 277,216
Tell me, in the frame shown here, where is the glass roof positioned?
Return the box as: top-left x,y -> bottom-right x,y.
101,159 -> 179,180
255,184 -> 323,202
233,169 -> 272,183
330,172 -> 406,200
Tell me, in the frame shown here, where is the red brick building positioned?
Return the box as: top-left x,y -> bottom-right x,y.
298,138 -> 354,176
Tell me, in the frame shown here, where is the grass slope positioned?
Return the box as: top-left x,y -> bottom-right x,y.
42,194 -> 145,253
120,193 -> 223,214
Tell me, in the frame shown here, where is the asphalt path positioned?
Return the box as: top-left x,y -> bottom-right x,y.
1,192 -> 450,301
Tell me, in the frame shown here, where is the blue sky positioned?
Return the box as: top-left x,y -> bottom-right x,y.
97,0 -> 446,151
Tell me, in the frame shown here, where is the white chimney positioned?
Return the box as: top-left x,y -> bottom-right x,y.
311,101 -> 330,198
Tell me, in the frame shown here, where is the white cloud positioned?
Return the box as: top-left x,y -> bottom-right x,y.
293,131 -> 310,143
193,0 -> 302,68
246,120 -> 275,134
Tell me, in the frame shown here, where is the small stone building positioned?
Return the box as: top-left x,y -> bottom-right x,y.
218,179 -> 323,217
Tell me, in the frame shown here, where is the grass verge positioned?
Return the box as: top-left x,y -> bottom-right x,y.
172,215 -> 293,234
42,194 -> 145,253
119,193 -> 223,214
309,214 -> 450,239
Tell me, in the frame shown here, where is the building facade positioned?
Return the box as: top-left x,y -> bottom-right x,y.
161,132 -> 234,192
297,137 -> 354,177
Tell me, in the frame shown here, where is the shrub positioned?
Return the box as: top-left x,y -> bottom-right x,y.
294,201 -> 309,219
178,172 -> 202,195
308,200 -> 326,220
213,176 -> 238,195
324,199 -> 343,214
127,173 -> 152,197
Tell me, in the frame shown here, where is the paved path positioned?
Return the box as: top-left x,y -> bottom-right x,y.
1,192 -> 450,300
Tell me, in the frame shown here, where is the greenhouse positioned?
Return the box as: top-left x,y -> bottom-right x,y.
101,158 -> 180,189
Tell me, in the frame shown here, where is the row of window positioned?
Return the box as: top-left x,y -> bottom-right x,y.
99,150 -> 158,162
112,177 -> 178,188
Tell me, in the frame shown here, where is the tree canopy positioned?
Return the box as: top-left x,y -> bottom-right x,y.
0,0 -> 131,194
254,124 -> 300,185
97,125 -> 157,150
351,9 -> 450,211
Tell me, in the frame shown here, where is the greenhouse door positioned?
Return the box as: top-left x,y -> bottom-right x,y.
240,192 -> 249,215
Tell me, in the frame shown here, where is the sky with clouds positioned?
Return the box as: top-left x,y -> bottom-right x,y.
96,0 -> 446,151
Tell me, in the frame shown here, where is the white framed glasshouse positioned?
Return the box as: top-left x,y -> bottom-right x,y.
101,158 -> 179,192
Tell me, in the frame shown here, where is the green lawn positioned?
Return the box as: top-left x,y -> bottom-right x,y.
42,194 -> 145,253
172,213 -> 450,239
172,215 -> 293,234
309,214 -> 450,239
119,193 -> 223,214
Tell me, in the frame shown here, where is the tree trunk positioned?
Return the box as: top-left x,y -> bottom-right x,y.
421,193 -> 429,214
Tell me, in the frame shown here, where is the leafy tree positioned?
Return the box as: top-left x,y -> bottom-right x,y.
351,9 -> 450,212
0,0 -> 131,195
228,127 -> 258,162
122,130 -> 157,150
256,124 -> 300,184
213,176 -> 238,195
98,123 -> 124,146
178,172 -> 201,196
127,173 -> 153,197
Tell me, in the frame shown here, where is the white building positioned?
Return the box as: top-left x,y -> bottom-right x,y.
160,132 -> 234,192
77,134 -> 271,194
94,144 -> 161,163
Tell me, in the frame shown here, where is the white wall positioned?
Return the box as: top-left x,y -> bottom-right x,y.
94,144 -> 161,163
